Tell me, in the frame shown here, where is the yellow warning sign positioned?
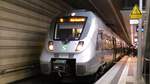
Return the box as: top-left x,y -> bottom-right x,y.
130,4 -> 142,19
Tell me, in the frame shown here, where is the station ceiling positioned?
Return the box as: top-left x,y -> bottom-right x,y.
63,0 -> 131,45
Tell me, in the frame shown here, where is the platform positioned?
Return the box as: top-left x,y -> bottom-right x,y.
95,56 -> 145,84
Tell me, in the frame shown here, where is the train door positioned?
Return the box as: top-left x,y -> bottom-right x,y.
96,30 -> 103,50
112,37 -> 117,62
96,29 -> 104,64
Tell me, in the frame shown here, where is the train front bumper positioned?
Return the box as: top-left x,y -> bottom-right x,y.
40,59 -> 89,76
51,58 -> 76,77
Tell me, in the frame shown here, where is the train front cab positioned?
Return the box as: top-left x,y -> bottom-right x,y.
40,11 -> 102,77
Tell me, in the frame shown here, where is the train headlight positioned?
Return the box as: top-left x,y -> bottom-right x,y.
48,41 -> 54,51
76,41 -> 84,51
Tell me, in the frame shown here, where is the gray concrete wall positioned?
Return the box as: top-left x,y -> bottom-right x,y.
0,0 -> 71,83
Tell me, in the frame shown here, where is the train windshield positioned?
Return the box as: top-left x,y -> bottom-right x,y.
54,17 -> 86,41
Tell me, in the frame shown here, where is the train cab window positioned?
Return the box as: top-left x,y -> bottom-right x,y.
54,17 -> 87,41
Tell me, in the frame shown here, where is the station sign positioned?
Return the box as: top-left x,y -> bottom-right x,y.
130,4 -> 142,19
130,19 -> 139,24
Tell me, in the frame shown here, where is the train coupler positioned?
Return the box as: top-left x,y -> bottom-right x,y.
51,58 -> 76,77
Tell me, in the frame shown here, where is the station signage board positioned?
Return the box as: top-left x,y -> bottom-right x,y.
130,4 -> 142,19
130,19 -> 139,24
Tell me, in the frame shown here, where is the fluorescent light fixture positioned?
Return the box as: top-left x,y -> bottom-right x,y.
71,12 -> 76,16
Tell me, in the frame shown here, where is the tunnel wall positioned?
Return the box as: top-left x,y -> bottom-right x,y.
0,0 -> 71,83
